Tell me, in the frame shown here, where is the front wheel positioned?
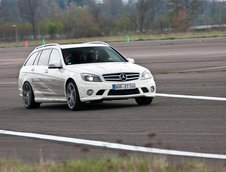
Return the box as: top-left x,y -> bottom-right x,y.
135,97 -> 153,105
66,81 -> 81,111
22,82 -> 40,109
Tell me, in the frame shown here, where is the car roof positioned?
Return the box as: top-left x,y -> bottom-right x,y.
60,43 -> 109,49
34,41 -> 110,51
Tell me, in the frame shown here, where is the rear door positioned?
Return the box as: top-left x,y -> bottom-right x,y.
45,48 -> 65,100
32,48 -> 52,98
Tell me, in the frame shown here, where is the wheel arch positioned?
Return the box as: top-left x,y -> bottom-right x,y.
65,78 -> 82,110
65,78 -> 80,96
22,81 -> 40,109
22,81 -> 35,98
21,80 -> 32,93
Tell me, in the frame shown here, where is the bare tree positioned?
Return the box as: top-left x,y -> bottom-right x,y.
45,1 -> 62,20
168,0 -> 203,31
136,0 -> 158,32
0,0 -> 11,24
0,6 -> 2,20
18,0 -> 41,39
88,1 -> 102,24
102,0 -> 123,19
182,0 -> 203,17
168,0 -> 182,15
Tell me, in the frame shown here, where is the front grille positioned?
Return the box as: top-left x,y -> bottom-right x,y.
103,72 -> 140,82
108,88 -> 140,95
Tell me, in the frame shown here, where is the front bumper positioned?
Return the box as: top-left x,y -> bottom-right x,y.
77,78 -> 156,102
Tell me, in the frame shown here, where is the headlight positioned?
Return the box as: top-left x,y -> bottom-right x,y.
141,70 -> 152,80
81,73 -> 102,82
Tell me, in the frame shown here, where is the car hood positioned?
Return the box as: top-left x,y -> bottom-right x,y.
65,62 -> 147,75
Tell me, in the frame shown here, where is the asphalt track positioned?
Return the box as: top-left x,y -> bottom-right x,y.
0,37 -> 225,163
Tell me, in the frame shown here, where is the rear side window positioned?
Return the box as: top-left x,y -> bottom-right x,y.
33,51 -> 41,65
38,49 -> 52,66
25,52 -> 38,66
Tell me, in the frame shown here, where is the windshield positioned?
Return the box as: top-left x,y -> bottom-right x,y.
62,46 -> 127,65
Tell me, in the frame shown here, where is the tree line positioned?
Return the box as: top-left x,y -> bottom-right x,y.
0,0 -> 226,41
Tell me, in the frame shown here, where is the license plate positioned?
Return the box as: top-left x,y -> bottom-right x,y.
112,83 -> 136,90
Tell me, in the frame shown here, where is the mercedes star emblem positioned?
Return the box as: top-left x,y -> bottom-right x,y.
120,73 -> 127,81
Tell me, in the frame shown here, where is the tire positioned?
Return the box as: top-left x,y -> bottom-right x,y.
22,82 -> 41,109
66,81 -> 81,111
135,97 -> 153,105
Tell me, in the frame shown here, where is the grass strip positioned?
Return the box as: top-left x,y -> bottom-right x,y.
0,157 -> 225,172
0,31 -> 226,48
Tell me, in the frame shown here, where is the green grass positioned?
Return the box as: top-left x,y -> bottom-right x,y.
1,30 -> 226,48
0,157 -> 225,172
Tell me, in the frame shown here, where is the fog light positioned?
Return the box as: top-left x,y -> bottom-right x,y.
150,86 -> 155,92
87,89 -> 94,96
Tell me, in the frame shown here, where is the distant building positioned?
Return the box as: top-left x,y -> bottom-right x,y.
192,24 -> 226,30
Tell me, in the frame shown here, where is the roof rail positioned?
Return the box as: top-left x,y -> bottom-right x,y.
35,43 -> 60,50
83,41 -> 109,45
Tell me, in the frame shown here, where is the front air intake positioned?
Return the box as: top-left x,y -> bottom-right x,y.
108,88 -> 140,95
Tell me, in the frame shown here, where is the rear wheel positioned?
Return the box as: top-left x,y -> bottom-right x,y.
66,81 -> 81,111
22,82 -> 40,109
135,97 -> 153,105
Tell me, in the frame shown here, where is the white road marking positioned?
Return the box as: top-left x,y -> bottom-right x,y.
133,51 -> 226,58
155,93 -> 226,101
0,129 -> 226,160
174,66 -> 226,73
0,82 -> 17,85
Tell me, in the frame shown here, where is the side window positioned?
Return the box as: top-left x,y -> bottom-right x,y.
24,52 -> 38,66
49,49 -> 61,65
33,51 -> 41,65
38,49 -> 52,66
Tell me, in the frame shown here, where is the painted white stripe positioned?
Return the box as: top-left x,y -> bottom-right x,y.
0,129 -> 225,160
133,51 -> 226,58
174,65 -> 226,73
0,82 -> 17,85
155,93 -> 226,101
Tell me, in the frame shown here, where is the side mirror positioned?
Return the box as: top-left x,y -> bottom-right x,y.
48,63 -> 62,69
126,58 -> 135,63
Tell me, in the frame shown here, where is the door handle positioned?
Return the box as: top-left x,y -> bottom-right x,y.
44,69 -> 48,73
31,68 -> 35,71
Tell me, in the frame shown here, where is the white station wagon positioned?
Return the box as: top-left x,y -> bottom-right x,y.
18,42 -> 156,110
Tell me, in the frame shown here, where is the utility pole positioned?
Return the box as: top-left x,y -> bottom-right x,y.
12,25 -> 18,43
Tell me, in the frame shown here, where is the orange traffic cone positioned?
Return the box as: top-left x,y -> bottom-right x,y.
25,41 -> 28,47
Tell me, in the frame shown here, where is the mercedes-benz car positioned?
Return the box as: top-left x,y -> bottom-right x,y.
18,42 -> 156,110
